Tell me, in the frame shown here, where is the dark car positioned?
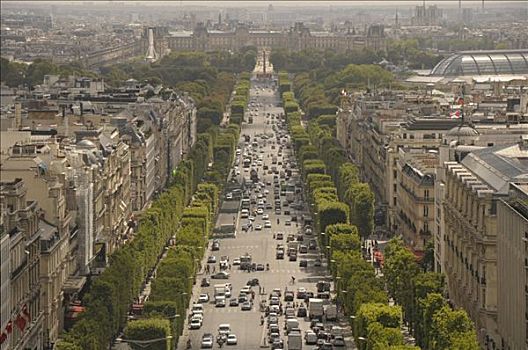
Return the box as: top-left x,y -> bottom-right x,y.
201,278 -> 210,287
247,278 -> 260,286
284,291 -> 294,302
212,242 -> 220,251
207,256 -> 216,264
309,240 -> 317,250
230,298 -> 239,306
297,306 -> 307,317
299,259 -> 307,268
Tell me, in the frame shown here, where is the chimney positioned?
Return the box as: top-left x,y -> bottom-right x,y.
14,102 -> 21,129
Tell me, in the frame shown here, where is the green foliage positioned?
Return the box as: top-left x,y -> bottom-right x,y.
356,303 -> 402,349
124,318 -> 171,350
318,201 -> 349,234
367,322 -> 405,350
430,306 -> 479,350
345,183 -> 375,238
384,238 -> 421,324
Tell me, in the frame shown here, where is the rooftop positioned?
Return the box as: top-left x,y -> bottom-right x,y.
430,49 -> 528,77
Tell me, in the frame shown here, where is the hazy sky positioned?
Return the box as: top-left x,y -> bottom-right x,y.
8,0 -> 528,8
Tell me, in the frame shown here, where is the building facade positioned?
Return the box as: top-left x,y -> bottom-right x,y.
163,22 -> 386,53
496,183 -> 528,350
441,141 -> 528,349
0,179 -> 44,350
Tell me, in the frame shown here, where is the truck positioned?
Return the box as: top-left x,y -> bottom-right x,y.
240,253 -> 252,270
287,241 -> 299,256
214,284 -> 228,298
287,331 -> 302,350
308,298 -> 324,320
324,304 -> 337,321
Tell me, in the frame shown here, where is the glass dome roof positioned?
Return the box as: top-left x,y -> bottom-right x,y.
430,50 -> 528,76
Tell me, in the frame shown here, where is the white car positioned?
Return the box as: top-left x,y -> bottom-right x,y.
255,224 -> 263,231
249,216 -> 255,222
264,189 -> 270,194
257,208 -> 264,215
227,334 -> 238,345
264,221 -> 272,228
198,294 -> 209,303
189,317 -> 202,329
233,258 -> 241,265
262,214 -> 269,220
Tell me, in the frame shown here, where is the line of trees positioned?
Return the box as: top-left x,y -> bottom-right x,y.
229,72 -> 251,126
54,71 -> 246,349
283,77 -> 408,349
383,238 -> 479,350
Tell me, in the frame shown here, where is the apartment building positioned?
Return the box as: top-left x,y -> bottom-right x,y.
396,148 -> 438,251
441,140 -> 528,349
497,183 -> 528,350
0,178 -> 44,350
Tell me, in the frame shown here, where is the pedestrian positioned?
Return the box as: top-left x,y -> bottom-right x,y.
291,276 -> 295,284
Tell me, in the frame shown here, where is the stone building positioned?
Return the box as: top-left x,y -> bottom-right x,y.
396,148 -> 437,251
163,22 -> 386,53
0,142 -> 75,347
0,179 -> 43,350
496,183 -> 528,350
441,140 -> 528,349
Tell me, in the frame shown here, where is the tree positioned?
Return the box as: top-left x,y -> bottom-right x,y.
346,183 -> 374,238
430,306 -> 479,350
124,318 -> 171,350
383,238 -> 421,328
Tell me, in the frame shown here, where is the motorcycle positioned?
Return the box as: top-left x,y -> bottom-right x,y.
266,263 -> 270,271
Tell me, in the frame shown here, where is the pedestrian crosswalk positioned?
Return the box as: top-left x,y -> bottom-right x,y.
203,307 -> 258,314
230,269 -> 302,274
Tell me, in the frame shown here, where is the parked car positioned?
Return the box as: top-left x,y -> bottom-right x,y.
201,278 -> 210,287
211,271 -> 230,279
198,293 -> 209,303
226,334 -> 238,345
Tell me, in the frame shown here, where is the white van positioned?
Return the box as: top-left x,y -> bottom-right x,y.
241,209 -> 249,218
218,324 -> 231,335
285,318 -> 299,333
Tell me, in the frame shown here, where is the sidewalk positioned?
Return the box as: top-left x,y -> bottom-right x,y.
176,250 -> 209,349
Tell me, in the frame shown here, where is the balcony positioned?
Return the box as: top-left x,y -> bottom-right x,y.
11,257 -> 28,280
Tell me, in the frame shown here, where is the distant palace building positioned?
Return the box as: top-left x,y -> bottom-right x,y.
147,22 -> 386,54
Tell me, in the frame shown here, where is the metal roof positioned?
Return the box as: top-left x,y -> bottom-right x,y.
430,49 -> 528,76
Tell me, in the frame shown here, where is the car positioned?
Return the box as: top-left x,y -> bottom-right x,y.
247,278 -> 259,286
189,317 -> 202,329
201,333 -> 214,348
297,287 -> 307,299
309,240 -> 317,250
319,342 -> 333,350
225,193 -> 233,200
297,234 -> 304,242
226,334 -> 238,345
257,208 -> 264,215
201,278 -> 210,287
284,291 -> 294,301
233,258 -> 241,265
229,298 -> 239,306
255,224 -> 263,230
220,255 -> 229,264
262,213 -> 270,220
269,296 -> 280,306
249,215 -> 256,222
198,293 -> 209,303
241,301 -> 252,311
297,306 -> 307,317
266,203 -> 273,209
211,271 -> 230,279
305,331 -> 317,345
275,208 -> 281,215
264,221 -> 272,228
276,232 -> 284,240
218,324 -> 231,336
289,253 -> 297,261
257,263 -> 265,271
299,245 -> 308,253
212,242 -> 220,251
207,256 -> 216,263
285,220 -> 291,226
314,259 -> 322,267
299,259 -> 308,267
332,335 -> 345,347
238,294 -> 248,303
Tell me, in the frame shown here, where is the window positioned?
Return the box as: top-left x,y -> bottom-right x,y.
393,197 -> 397,206
424,206 -> 429,217
393,184 -> 397,192
393,170 -> 397,179
424,190 -> 430,199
